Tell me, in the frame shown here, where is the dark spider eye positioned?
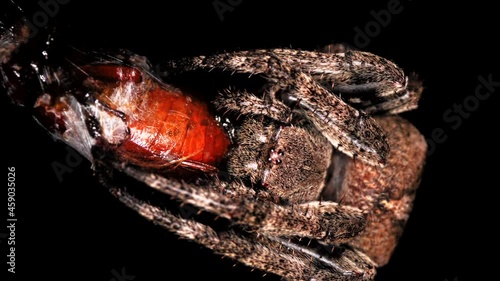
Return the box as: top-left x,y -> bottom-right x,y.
268,148 -> 284,165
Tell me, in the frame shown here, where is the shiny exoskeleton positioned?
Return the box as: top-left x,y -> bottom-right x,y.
79,63 -> 230,173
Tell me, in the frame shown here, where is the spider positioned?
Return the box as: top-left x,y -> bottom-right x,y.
1,13 -> 426,280
110,48 -> 427,280
91,48 -> 426,280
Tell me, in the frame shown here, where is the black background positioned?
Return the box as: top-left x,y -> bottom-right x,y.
1,0 -> 498,280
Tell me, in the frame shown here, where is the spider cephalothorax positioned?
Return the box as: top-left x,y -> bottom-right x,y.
226,118 -> 332,204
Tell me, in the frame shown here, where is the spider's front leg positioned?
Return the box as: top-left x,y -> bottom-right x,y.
269,48 -> 423,115
105,164 -> 366,244
164,51 -> 389,166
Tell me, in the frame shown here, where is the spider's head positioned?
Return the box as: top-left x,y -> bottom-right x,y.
227,118 -> 332,204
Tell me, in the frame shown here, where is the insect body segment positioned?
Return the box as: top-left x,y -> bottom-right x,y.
81,63 -> 231,173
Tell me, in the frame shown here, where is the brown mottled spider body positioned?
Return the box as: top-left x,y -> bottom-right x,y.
106,48 -> 426,279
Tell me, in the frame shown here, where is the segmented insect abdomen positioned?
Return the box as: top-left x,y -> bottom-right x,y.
116,86 -> 231,172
